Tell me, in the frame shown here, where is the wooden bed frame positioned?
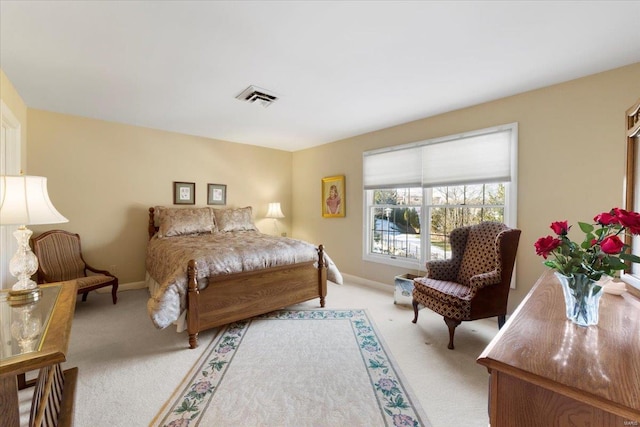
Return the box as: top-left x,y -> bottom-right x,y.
148,207 -> 327,348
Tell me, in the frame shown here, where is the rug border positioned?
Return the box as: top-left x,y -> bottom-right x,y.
149,327 -> 224,426
359,308 -> 432,427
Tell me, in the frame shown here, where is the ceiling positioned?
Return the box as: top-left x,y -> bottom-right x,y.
1,1 -> 639,152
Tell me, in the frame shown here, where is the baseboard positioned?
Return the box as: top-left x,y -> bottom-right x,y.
104,276 -> 394,295
96,281 -> 146,293
341,273 -> 392,293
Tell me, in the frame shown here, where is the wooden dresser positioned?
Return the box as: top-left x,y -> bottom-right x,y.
477,270 -> 640,426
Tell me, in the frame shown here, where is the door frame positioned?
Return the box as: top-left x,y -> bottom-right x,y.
1,99 -> 22,289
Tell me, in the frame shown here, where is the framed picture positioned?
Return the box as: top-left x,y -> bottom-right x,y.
621,98 -> 640,298
322,175 -> 345,218
207,183 -> 227,205
173,181 -> 195,205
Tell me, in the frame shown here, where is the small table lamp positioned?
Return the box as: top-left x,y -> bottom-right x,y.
0,175 -> 68,293
266,202 -> 285,235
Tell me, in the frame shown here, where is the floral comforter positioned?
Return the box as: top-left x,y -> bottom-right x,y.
146,231 -> 342,329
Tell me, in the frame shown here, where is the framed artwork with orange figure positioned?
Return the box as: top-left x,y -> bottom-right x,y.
322,175 -> 345,218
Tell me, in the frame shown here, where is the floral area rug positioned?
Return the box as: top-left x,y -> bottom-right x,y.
151,309 -> 431,427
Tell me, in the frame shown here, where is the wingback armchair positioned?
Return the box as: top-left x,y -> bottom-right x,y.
412,222 -> 520,349
32,230 -> 119,304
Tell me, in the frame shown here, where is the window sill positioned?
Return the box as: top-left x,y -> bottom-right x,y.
362,253 -> 422,270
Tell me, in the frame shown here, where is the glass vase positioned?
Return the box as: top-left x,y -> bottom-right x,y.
554,272 -> 603,326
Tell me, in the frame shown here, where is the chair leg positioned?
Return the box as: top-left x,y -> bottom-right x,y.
82,292 -> 88,302
444,317 -> 461,350
111,284 -> 118,304
498,314 -> 506,329
411,299 -> 419,323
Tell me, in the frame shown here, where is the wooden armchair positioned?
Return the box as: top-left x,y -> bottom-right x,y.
412,222 -> 520,349
32,230 -> 118,304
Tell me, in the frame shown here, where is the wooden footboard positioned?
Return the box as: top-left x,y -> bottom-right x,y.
186,245 -> 327,348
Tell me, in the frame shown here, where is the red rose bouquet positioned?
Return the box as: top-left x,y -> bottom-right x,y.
534,208 -> 640,281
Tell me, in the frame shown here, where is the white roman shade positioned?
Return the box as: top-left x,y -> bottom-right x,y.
363,123 -> 516,190
363,146 -> 422,190
421,128 -> 513,188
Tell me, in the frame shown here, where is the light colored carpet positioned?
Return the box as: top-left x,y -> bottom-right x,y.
19,279 -> 497,426
151,309 -> 430,427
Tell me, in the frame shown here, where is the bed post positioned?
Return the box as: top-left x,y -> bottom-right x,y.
187,259 -> 200,349
317,245 -> 327,307
148,207 -> 156,240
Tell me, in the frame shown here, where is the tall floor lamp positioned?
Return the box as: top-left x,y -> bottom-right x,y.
0,175 -> 68,297
266,202 -> 285,235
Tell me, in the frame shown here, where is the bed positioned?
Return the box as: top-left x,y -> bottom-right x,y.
145,206 -> 342,348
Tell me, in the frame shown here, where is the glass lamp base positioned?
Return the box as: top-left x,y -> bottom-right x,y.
9,225 -> 39,292
11,279 -> 38,291
8,287 -> 42,305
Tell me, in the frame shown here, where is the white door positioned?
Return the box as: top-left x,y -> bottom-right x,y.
0,100 -> 21,290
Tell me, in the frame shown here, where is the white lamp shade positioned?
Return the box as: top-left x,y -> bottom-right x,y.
266,202 -> 285,219
0,175 -> 68,225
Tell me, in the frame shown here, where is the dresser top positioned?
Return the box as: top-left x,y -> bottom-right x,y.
478,270 -> 640,418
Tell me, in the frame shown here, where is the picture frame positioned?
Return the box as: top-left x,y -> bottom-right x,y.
207,183 -> 227,205
322,175 -> 345,218
621,98 -> 640,299
173,181 -> 195,205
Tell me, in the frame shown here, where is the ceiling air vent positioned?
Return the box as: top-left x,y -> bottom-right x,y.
235,85 -> 278,108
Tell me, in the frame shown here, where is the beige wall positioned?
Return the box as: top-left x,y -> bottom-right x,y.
26,110 -> 293,284
9,63 -> 640,311
1,68 -> 28,172
292,62 -> 640,312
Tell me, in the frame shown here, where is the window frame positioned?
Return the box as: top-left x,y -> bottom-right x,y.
362,123 -> 518,269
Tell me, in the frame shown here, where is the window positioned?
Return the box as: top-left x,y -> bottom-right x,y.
363,123 -> 517,269
427,184 -> 505,260
369,188 -> 422,262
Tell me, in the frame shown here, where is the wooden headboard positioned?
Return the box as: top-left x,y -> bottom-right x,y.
148,207 -> 158,240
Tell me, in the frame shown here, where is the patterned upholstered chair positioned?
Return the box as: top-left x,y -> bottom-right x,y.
32,230 -> 118,304
411,222 -> 520,349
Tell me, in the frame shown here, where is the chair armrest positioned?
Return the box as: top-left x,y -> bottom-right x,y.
469,270 -> 501,290
35,272 -> 52,284
425,259 -> 459,281
85,265 -> 116,277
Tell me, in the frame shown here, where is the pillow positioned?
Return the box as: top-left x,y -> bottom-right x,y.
157,207 -> 216,238
214,206 -> 258,232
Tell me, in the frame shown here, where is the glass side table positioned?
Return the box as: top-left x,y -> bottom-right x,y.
0,282 -> 78,427
1,286 -> 59,359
